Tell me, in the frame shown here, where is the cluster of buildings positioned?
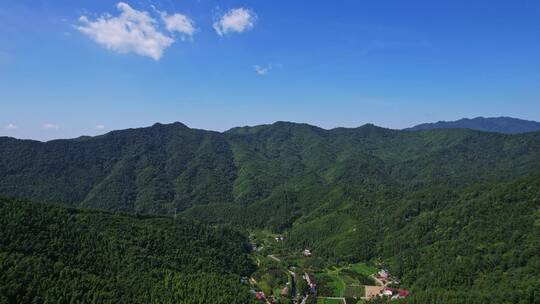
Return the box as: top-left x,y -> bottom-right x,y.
367,269 -> 410,301
376,269 -> 391,284
382,287 -> 410,300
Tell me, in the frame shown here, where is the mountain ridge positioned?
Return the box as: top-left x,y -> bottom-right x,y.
4,117 -> 540,143
406,116 -> 540,134
1,120 -> 539,215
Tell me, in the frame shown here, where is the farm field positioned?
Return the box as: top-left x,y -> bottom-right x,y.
316,297 -> 367,304
317,298 -> 345,304
350,263 -> 377,276
314,263 -> 375,298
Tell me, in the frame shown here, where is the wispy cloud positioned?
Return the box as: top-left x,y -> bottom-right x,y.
43,123 -> 60,130
5,123 -> 17,130
95,124 -> 106,130
213,8 -> 256,36
75,2 -> 194,60
253,64 -> 272,76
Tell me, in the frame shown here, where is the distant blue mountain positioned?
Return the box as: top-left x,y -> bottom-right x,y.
406,117 -> 540,134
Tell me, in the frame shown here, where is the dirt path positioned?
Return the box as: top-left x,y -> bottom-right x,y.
371,274 -> 384,286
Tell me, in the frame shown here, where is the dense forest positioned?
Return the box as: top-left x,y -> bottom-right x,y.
2,122 -> 539,219
0,198 -> 256,304
1,121 -> 539,303
286,174 -> 540,303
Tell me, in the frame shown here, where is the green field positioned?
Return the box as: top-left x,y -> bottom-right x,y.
314,263 -> 375,297
344,285 -> 364,298
315,272 -> 346,297
317,298 -> 344,304
317,297 -> 367,304
350,263 -> 377,276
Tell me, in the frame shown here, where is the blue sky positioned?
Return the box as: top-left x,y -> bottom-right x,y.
1,0 -> 539,140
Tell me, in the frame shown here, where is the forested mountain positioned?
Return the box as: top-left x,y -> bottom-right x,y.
1,121 -> 539,303
0,197 -> 255,304
406,116 -> 540,134
2,121 -> 539,219
0,122 -> 236,213
286,174 -> 540,303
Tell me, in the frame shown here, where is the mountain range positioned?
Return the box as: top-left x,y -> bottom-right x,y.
1,120 -> 539,303
2,121 -> 539,217
406,116 -> 540,134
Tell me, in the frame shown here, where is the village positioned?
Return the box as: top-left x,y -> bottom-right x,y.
245,232 -> 411,304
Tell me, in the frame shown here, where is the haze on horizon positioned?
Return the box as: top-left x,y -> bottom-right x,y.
1,0 -> 539,141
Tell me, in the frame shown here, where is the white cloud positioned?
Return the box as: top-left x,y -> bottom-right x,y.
253,64 -> 272,75
75,2 -> 183,60
161,12 -> 195,39
5,123 -> 17,130
95,124 -> 106,130
213,8 -> 256,36
43,123 -> 60,130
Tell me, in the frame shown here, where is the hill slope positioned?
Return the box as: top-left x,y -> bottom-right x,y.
406,116 -> 540,134
1,121 -> 540,228
0,198 -> 255,304
1,122 -> 540,303
286,174 -> 540,303
0,122 -> 236,213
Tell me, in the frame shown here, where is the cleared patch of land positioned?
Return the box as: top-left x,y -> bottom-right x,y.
364,285 -> 383,299
350,263 -> 377,276
314,263 -> 375,298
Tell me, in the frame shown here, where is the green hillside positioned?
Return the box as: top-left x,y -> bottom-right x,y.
0,198 -> 255,304
1,121 -> 539,303
286,174 -> 540,303
0,122 -> 236,213
2,122 -> 539,222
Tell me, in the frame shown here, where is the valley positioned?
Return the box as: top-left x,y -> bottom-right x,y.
247,231 -> 408,304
